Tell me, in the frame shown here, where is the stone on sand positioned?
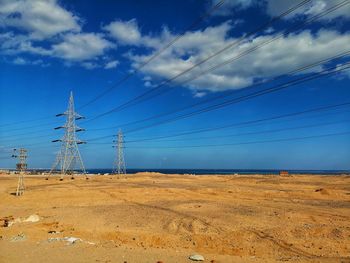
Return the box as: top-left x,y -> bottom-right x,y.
189,254 -> 205,261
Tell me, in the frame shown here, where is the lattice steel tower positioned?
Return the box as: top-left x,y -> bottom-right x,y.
51,91 -> 86,175
113,129 -> 126,175
12,148 -> 27,196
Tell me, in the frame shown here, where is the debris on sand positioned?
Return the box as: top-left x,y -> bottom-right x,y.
48,230 -> 60,234
1,216 -> 14,227
46,236 -> 95,245
2,214 -> 40,227
189,254 -> 205,261
23,214 -> 40,223
10,233 -> 26,242
48,236 -> 81,245
315,188 -> 329,195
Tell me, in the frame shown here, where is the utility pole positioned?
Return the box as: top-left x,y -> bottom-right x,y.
51,91 -> 86,179
113,129 -> 126,175
12,148 -> 27,196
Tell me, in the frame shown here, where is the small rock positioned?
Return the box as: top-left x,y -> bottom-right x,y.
47,236 -> 81,245
64,237 -> 81,244
10,233 -> 26,242
189,254 -> 204,261
48,230 -> 60,234
24,214 -> 40,223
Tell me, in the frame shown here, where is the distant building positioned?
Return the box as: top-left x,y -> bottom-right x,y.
279,171 -> 289,176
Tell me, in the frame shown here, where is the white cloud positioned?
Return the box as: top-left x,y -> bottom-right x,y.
0,0 -> 115,69
12,57 -> 26,65
210,0 -> 350,20
266,0 -> 350,20
211,0 -> 258,16
144,81 -> 153,87
0,0 -> 81,39
51,33 -> 114,61
336,63 -> 350,79
0,31 -> 114,67
126,21 -> 350,93
11,56 -> 48,66
104,60 -> 119,69
103,19 -> 142,45
81,61 -> 99,70
193,91 -> 207,98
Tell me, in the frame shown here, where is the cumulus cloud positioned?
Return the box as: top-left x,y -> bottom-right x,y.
51,33 -> 114,61
103,19 -> 142,45
0,0 -> 80,39
211,0 -> 350,20
0,31 -> 115,66
125,20 -> 350,93
0,32 -> 53,57
81,61 -> 99,70
104,60 -> 119,69
266,0 -> 350,20
12,57 -> 26,65
193,91 -> 207,98
0,1 -> 116,68
11,56 -> 49,66
211,0 -> 259,16
336,63 -> 350,79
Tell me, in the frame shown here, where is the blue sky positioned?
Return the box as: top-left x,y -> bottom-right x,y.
0,0 -> 350,170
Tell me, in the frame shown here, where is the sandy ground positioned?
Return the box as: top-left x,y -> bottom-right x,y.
0,172 -> 349,263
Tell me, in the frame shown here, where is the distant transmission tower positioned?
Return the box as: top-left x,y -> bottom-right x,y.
12,148 -> 27,196
113,129 -> 126,175
51,91 -> 86,177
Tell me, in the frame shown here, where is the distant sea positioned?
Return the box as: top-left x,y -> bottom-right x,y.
11,168 -> 348,175
84,168 -> 349,175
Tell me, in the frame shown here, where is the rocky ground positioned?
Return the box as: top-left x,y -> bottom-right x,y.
0,172 -> 349,262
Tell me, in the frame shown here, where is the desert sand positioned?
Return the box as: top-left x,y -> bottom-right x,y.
0,172 -> 349,262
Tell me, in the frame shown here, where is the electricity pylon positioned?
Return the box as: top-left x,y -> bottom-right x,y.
12,148 -> 27,196
51,91 -> 86,177
113,129 -> 126,175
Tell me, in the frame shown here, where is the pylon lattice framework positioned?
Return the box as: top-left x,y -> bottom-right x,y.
51,91 -> 86,175
114,129 -> 126,175
12,148 -> 27,196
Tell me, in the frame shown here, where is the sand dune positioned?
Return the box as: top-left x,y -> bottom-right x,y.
0,173 -> 349,262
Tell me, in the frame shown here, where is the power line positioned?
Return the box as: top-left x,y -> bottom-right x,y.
123,62 -> 350,134
0,1 -> 226,128
0,0 -> 343,133
124,119 -> 350,144
123,102 -> 350,142
12,62 -> 347,147
84,0 -> 313,122
88,50 -> 350,132
85,109 -> 350,145
0,121 -> 59,136
124,131 -> 350,149
0,132 -> 56,142
86,0 -> 348,122
0,116 -> 54,129
85,101 -> 350,142
120,0 -> 350,112
77,0 -> 226,109
126,0 -> 350,111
